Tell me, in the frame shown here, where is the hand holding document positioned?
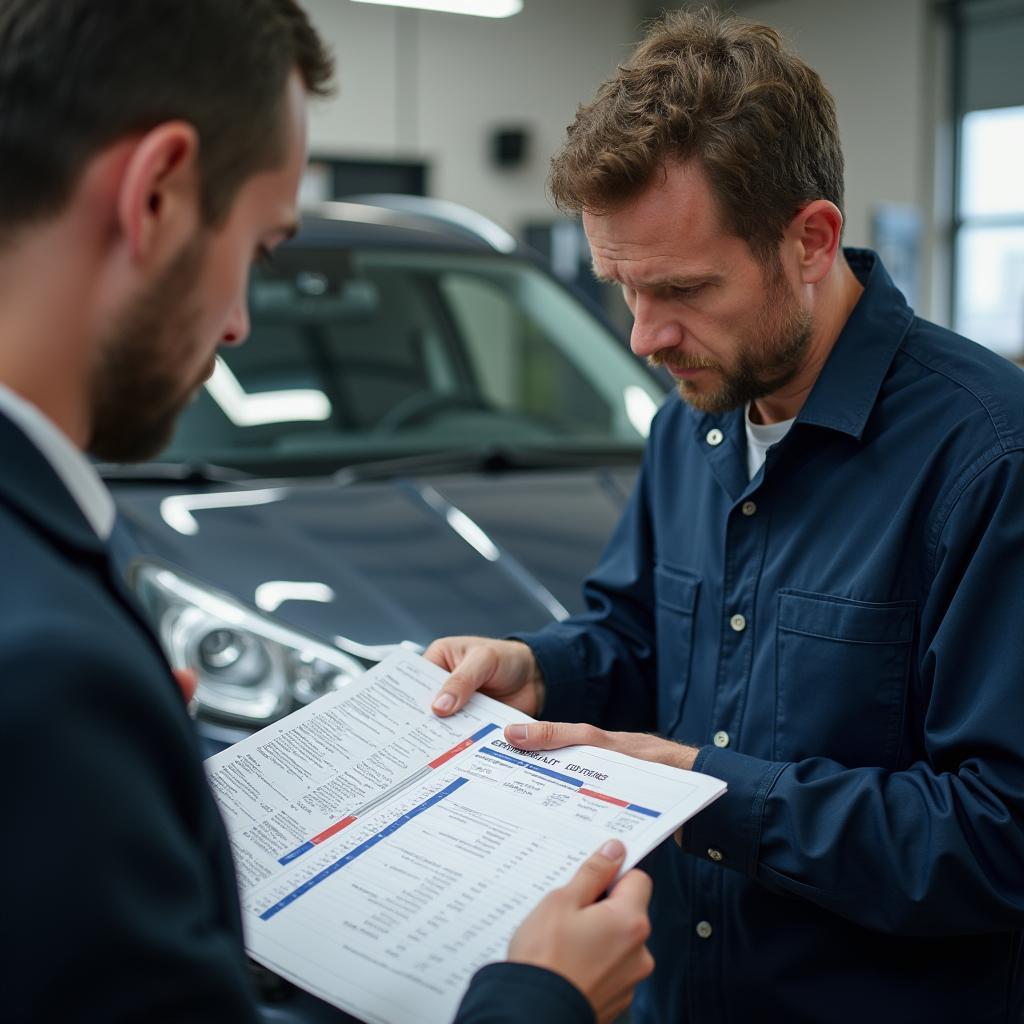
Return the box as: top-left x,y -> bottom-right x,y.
206,651 -> 725,1024
504,837 -> 654,1024
505,839 -> 655,1024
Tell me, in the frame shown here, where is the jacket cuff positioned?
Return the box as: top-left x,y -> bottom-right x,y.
681,746 -> 788,877
456,962 -> 595,1024
507,627 -> 596,724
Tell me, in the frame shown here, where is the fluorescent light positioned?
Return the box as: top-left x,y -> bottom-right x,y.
350,0 -> 523,17
624,385 -> 658,438
160,487 -> 288,536
445,507 -> 500,562
255,581 -> 335,613
205,358 -> 331,427
333,637 -> 425,660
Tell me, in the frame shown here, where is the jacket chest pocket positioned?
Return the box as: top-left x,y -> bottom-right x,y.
654,565 -> 701,736
774,590 -> 916,769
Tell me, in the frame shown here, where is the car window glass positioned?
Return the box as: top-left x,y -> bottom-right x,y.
161,247 -> 663,474
439,272 -> 611,433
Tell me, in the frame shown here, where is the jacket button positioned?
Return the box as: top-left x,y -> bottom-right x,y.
706,428 -> 724,446
713,731 -> 730,748
708,848 -> 724,862
696,920 -> 713,939
741,500 -> 757,516
729,613 -> 747,632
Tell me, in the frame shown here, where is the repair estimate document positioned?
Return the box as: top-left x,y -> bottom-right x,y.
206,650 -> 726,1024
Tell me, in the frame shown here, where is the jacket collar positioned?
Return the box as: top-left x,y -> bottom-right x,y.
691,249 -> 914,500
0,411 -> 107,556
796,248 -> 914,440
0,409 -> 171,664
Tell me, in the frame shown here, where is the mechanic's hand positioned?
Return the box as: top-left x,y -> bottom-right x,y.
505,721 -> 699,771
507,839 -> 654,1024
505,722 -> 698,848
425,636 -> 544,717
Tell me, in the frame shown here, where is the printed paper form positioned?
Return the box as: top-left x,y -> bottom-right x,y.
206,650 -> 726,1024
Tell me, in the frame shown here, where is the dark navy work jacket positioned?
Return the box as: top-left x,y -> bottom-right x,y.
519,250 -> 1024,1024
0,413 -> 592,1023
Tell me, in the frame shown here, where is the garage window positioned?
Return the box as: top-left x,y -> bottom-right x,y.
951,0 -> 1024,357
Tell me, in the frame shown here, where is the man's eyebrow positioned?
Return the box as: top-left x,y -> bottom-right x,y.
656,273 -> 722,289
592,266 -> 722,289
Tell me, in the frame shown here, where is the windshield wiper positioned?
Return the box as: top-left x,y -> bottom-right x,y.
95,460 -> 254,484
334,444 -> 641,484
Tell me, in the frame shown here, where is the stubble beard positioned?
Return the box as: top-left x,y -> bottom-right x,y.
650,271 -> 814,415
88,236 -> 210,463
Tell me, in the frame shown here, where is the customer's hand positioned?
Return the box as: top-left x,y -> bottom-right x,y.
508,839 -> 654,1024
425,636 -> 544,717
173,668 -> 198,705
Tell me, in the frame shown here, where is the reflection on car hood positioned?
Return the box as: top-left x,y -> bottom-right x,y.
112,467 -> 638,650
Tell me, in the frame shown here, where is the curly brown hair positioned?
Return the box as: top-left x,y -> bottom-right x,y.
549,6 -> 844,265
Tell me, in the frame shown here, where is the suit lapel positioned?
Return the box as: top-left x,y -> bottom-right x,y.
0,412 -> 107,557
0,411 -> 176,678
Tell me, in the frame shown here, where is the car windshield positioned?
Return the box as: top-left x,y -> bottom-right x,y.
161,245 -> 663,475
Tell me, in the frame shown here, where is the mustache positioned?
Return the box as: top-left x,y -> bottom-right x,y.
647,352 -> 721,373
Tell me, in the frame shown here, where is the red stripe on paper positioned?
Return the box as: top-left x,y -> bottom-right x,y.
577,789 -> 629,808
429,738 -> 473,769
312,815 -> 357,844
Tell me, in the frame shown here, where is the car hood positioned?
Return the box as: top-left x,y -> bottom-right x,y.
113,467 -> 637,652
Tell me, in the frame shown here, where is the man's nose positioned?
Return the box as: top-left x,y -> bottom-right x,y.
629,295 -> 682,359
220,299 -> 250,348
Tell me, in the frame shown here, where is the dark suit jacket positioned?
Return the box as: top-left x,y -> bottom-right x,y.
0,412 -> 592,1024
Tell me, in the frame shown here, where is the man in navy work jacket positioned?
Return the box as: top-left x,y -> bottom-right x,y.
0,2 -> 654,1022
427,9 -> 1024,1024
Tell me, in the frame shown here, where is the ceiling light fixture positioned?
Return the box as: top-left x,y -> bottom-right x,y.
350,0 -> 523,18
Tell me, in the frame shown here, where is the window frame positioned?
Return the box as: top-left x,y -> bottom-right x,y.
948,0 -> 1024,349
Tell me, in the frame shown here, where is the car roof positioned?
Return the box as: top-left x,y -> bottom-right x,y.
292,197 -> 521,256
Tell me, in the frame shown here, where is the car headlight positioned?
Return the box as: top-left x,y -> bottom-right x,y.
131,562 -> 366,725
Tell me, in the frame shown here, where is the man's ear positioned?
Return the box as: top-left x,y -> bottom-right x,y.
116,122 -> 201,265
788,200 -> 843,285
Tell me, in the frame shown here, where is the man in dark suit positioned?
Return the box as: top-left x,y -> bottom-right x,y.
0,3 -> 653,1021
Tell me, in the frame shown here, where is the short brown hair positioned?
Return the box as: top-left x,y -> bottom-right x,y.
549,7 -> 844,264
0,0 -> 334,236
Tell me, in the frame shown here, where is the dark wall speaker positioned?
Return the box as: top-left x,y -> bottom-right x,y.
491,127 -> 530,170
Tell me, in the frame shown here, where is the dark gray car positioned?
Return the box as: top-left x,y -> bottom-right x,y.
105,196 -> 664,752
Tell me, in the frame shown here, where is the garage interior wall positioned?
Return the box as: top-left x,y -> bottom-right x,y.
306,1 -> 950,324
302,0 -> 643,240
